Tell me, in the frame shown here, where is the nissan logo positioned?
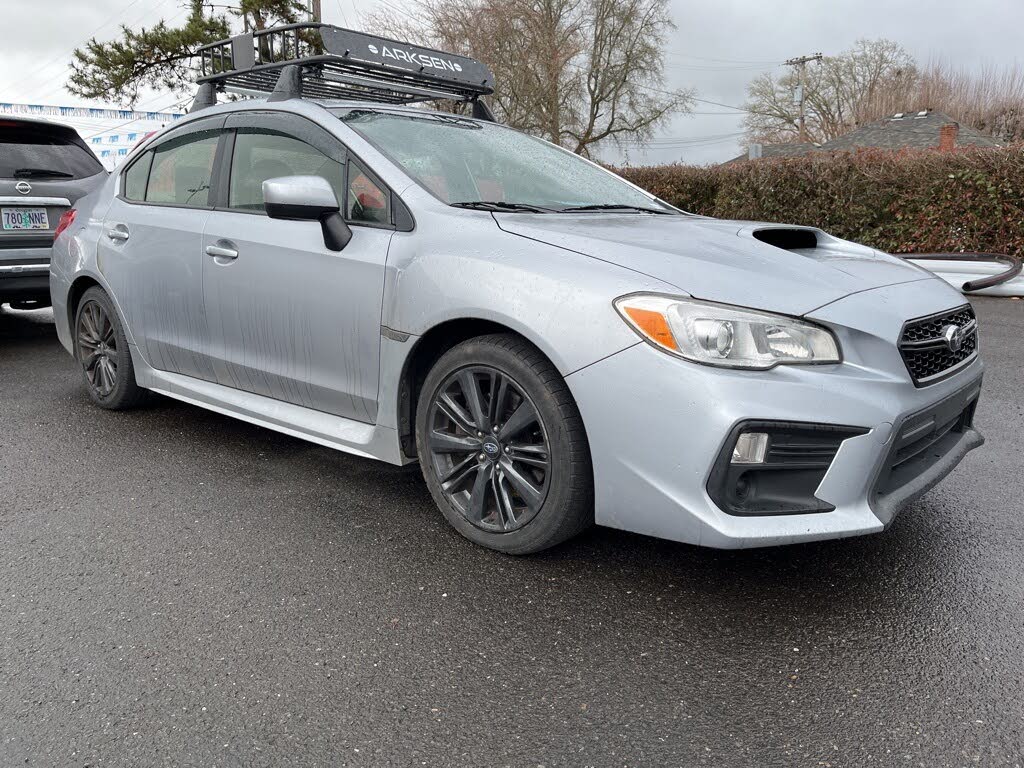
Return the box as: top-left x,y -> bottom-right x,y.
942,323 -> 964,353
15,181 -> 32,195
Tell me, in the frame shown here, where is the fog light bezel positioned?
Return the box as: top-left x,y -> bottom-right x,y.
707,420 -> 869,516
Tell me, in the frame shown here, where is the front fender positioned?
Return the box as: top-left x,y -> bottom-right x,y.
382,213 -> 673,375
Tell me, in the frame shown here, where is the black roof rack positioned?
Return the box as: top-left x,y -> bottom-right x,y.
192,23 -> 496,120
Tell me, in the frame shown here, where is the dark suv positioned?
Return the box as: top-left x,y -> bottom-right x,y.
1,117 -> 107,309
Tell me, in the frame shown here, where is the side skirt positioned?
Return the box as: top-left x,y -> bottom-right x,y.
131,345 -> 410,465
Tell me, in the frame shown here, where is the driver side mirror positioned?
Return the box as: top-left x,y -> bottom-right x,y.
262,175 -> 352,252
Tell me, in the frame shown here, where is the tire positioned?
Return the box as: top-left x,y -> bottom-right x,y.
73,286 -> 150,410
415,333 -> 593,554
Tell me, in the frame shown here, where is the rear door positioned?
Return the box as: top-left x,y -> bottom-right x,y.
201,111 -> 394,423
98,116 -> 226,380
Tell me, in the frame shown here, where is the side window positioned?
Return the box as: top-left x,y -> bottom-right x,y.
122,151 -> 152,202
145,131 -> 220,207
346,161 -> 390,225
228,130 -> 345,212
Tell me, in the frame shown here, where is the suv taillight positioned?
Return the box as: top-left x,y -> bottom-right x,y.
54,209 -> 77,240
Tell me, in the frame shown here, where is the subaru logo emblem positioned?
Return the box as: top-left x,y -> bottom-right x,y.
15,180 -> 32,195
942,324 -> 963,353
482,440 -> 500,456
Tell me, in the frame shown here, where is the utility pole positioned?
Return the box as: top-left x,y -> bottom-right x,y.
309,0 -> 322,22
785,53 -> 822,143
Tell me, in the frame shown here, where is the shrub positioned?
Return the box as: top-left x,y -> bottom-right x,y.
617,145 -> 1024,256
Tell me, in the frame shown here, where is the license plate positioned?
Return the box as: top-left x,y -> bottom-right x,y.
2,208 -> 49,230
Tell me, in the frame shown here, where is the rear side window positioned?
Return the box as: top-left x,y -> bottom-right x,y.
228,130 -> 345,212
145,131 -> 220,208
122,151 -> 152,201
0,123 -> 104,180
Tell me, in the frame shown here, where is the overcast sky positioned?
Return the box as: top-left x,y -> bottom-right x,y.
2,0 -> 1022,165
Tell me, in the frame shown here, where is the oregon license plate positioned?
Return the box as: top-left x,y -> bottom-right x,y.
2,208 -> 49,230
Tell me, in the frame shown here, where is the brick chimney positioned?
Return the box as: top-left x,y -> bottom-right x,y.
939,123 -> 959,151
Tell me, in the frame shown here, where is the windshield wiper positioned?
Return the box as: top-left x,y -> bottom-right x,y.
450,201 -> 555,213
12,167 -> 74,179
559,203 -> 673,214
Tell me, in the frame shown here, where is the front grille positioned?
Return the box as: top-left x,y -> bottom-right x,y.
898,305 -> 978,386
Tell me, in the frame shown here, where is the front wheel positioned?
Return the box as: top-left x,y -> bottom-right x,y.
74,286 -> 150,410
415,334 -> 593,554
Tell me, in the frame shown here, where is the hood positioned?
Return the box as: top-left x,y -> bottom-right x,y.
494,213 -> 933,316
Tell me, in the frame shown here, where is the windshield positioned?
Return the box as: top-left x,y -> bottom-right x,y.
337,109 -> 676,213
0,124 -> 105,180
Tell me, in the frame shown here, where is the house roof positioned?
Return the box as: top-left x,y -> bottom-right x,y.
821,110 -> 1002,151
722,110 -> 1003,164
722,141 -> 819,165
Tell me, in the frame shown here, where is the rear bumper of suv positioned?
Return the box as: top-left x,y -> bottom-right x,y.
0,248 -> 51,302
566,340 -> 984,549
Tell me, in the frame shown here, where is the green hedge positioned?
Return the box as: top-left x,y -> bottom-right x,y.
617,146 -> 1024,256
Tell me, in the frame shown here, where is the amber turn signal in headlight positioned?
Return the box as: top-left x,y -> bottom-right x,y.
614,294 -> 841,370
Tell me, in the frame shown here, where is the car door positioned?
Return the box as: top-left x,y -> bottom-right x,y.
201,112 -> 395,423
98,116 -> 226,381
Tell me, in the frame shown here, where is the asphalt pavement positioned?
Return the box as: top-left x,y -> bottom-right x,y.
1,298 -> 1022,767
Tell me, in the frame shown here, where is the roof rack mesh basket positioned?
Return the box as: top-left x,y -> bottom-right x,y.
194,23 -> 495,115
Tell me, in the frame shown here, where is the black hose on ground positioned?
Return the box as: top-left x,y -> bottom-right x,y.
901,252 -> 1022,292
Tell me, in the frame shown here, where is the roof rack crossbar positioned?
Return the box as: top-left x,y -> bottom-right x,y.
194,23 -> 495,116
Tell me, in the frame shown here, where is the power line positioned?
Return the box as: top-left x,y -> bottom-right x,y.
0,0 -> 177,102
333,0 -> 350,27
617,131 -> 746,148
667,52 -> 785,66
630,81 -> 779,120
664,61 -> 779,73
84,93 -> 189,139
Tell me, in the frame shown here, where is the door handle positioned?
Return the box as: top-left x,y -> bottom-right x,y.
205,244 -> 238,261
107,225 -> 129,242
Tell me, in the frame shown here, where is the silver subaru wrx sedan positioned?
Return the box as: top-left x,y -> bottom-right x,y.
50,98 -> 984,554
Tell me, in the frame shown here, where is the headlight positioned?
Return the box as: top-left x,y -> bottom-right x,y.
614,294 -> 841,369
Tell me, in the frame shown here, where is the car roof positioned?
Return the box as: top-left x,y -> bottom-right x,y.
0,115 -> 79,133
195,97 -> 478,121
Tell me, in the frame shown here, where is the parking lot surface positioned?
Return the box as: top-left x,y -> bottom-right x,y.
1,298 -> 1022,767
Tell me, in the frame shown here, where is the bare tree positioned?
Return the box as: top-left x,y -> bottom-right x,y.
744,39 -> 917,144
744,39 -> 1024,145
863,60 -> 1024,142
370,0 -> 692,156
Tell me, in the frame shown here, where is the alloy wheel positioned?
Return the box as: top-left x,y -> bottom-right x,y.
426,365 -> 551,533
76,300 -> 118,398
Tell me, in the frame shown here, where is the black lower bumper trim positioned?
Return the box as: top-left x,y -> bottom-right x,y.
871,377 -> 984,524
0,273 -> 50,303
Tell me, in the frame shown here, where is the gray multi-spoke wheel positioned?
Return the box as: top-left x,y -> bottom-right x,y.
77,300 -> 119,398
73,286 -> 150,410
427,366 -> 550,533
416,334 -> 593,554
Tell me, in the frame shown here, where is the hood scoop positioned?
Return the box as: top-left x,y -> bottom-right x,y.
752,227 -> 818,251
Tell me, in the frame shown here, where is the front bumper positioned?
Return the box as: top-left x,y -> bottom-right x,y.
566,339 -> 983,549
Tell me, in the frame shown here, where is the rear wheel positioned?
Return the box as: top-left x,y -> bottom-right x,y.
74,287 -> 150,410
415,334 -> 592,554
